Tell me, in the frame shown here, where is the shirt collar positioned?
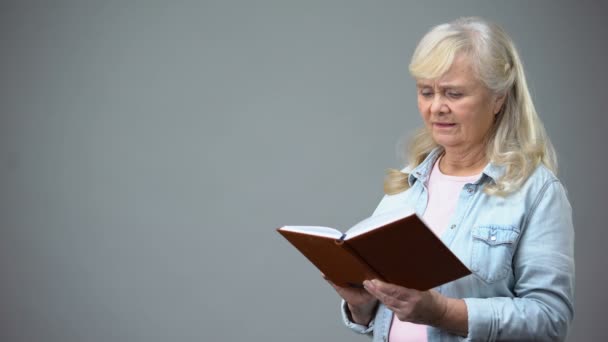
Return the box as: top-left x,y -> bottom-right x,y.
480,162 -> 506,184
407,148 -> 506,186
407,148 -> 442,186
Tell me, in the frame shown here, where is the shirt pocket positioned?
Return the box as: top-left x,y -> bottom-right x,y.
471,225 -> 520,283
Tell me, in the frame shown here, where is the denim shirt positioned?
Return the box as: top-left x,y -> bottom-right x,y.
341,149 -> 575,341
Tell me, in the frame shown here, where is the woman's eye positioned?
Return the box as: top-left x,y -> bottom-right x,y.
447,92 -> 463,99
420,91 -> 433,98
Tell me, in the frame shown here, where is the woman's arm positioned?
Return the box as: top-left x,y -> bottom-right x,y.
463,179 -> 575,341
325,276 -> 379,334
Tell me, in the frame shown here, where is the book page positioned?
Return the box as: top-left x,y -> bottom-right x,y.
346,208 -> 416,239
279,226 -> 343,239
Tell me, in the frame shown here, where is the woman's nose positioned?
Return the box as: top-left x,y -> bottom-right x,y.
430,95 -> 448,115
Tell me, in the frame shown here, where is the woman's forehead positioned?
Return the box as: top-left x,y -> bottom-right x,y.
415,55 -> 479,88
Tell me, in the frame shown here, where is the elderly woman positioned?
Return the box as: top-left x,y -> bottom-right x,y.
329,17 -> 574,341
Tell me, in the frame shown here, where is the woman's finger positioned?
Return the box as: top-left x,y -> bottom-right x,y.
365,279 -> 413,300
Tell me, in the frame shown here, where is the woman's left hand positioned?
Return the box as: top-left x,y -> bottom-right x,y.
363,279 -> 448,326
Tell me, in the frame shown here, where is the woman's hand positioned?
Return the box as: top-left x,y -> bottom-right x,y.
363,279 -> 448,326
323,275 -> 378,326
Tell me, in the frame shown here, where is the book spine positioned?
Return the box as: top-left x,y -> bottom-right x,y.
337,240 -> 384,285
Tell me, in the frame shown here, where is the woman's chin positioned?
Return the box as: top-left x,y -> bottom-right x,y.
432,136 -> 461,149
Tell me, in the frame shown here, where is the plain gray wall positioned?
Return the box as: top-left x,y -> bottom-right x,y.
1,1 -> 606,341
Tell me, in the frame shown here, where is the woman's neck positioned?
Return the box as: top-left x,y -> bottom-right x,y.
439,146 -> 487,176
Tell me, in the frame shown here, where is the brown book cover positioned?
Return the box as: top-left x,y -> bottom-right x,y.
277,210 -> 471,291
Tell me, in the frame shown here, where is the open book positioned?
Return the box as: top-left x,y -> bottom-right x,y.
277,208 -> 471,290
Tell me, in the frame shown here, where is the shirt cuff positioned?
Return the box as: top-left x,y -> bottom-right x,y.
463,297 -> 497,341
340,300 -> 375,334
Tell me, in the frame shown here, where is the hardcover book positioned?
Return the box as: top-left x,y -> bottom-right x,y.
277,209 -> 471,290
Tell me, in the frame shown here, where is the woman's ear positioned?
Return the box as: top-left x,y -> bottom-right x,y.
493,92 -> 507,115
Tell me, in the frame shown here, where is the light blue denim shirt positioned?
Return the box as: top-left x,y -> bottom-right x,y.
341,149 -> 575,341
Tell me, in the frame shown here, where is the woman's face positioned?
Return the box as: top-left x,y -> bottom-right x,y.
416,54 -> 505,153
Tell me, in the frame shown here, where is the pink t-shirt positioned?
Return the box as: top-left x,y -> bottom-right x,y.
388,158 -> 480,342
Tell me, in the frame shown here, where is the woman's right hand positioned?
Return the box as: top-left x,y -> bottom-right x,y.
323,274 -> 378,325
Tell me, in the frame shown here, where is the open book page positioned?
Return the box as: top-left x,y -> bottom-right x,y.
345,207 -> 416,239
278,226 -> 343,239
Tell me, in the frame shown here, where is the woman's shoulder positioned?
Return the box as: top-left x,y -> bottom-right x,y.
514,162 -> 569,204
525,163 -> 561,189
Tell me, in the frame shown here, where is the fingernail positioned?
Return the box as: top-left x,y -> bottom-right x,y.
363,280 -> 371,288
371,279 -> 380,285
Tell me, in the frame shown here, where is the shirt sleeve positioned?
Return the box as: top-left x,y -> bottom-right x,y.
340,300 -> 375,336
463,180 -> 575,341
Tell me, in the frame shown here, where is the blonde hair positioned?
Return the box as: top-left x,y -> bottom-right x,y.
385,17 -> 557,197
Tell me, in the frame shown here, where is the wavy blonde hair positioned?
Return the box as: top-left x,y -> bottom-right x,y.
385,17 -> 557,197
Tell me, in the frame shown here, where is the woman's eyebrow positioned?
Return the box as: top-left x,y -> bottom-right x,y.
416,82 -> 467,89
437,82 -> 466,89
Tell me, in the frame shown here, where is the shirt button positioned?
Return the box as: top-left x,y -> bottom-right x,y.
490,235 -> 497,241
450,224 -> 456,229
467,188 -> 474,193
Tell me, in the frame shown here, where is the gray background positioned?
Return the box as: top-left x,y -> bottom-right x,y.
0,1 -> 606,341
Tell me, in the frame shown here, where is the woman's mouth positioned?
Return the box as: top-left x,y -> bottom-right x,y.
433,122 -> 456,128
